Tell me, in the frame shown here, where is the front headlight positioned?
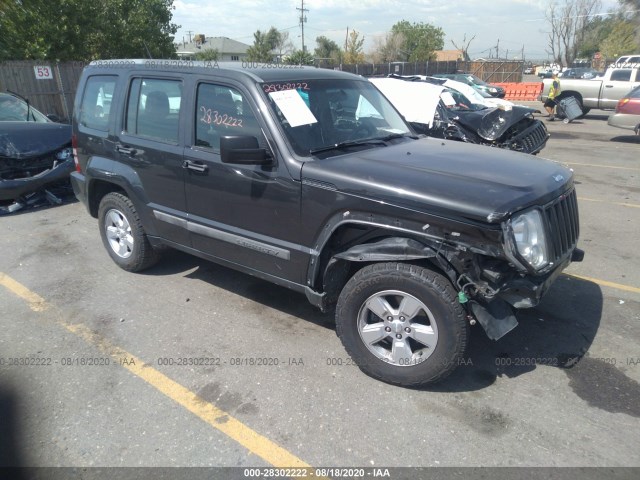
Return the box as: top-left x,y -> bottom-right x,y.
55,147 -> 72,161
511,209 -> 548,269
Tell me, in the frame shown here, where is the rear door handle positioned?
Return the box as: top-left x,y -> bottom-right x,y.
182,160 -> 208,173
116,145 -> 137,156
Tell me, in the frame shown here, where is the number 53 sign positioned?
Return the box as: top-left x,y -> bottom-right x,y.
33,66 -> 54,80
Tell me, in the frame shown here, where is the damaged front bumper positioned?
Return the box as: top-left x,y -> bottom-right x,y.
0,120 -> 73,206
0,157 -> 75,202
498,119 -> 549,155
469,247 -> 585,340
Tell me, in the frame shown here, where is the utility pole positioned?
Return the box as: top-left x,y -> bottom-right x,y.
297,0 -> 309,53
345,27 -> 349,52
186,30 -> 194,43
495,39 -> 500,59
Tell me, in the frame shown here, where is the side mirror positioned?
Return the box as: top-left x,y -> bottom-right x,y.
46,114 -> 61,122
220,135 -> 272,165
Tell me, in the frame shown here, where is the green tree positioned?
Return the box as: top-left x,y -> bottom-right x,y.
0,0 -> 179,61
265,27 -> 282,50
314,36 -> 342,64
269,28 -> 293,60
89,0 -> 179,59
617,0 -> 640,47
0,0 -> 97,60
285,49 -> 314,65
344,30 -> 365,64
246,29 -> 274,62
371,31 -> 406,63
577,15 -> 618,58
390,20 -> 444,62
545,0 -> 602,68
601,20 -> 638,58
195,49 -> 219,61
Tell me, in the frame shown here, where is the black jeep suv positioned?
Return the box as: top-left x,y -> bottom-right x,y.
71,60 -> 583,387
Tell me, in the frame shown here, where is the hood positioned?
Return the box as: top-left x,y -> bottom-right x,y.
483,97 -> 515,109
370,78 -> 444,127
453,106 -> 537,140
301,137 -> 573,223
442,79 -> 514,109
0,122 -> 71,159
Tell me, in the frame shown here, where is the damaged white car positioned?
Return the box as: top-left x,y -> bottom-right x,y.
370,77 -> 549,155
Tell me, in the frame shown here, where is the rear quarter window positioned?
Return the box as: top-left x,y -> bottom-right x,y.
79,76 -> 117,131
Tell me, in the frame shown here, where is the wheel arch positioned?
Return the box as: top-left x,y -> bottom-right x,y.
88,179 -> 126,217
311,221 -> 461,309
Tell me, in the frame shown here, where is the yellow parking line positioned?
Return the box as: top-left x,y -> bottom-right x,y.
564,162 -> 640,171
565,273 -> 640,295
0,273 -> 49,312
0,272 -> 315,470
578,197 -> 640,209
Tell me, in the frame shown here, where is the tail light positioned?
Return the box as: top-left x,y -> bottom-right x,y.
72,134 -> 80,172
617,98 -> 630,111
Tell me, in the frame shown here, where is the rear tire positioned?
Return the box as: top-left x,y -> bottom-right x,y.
335,263 -> 469,387
98,192 -> 159,272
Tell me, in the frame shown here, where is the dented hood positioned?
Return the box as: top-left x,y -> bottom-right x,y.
454,106 -> 538,141
302,137 -> 573,223
0,122 -> 71,159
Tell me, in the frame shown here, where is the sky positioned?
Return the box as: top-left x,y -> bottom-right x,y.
171,0 -> 621,61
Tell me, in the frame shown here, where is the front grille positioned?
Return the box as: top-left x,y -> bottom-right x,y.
544,189 -> 580,264
513,120 -> 549,154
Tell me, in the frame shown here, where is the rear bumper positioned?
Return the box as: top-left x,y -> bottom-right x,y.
70,171 -> 90,213
608,113 -> 640,133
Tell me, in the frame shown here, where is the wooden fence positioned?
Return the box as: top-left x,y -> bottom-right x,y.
325,59 -> 525,82
0,61 -> 86,122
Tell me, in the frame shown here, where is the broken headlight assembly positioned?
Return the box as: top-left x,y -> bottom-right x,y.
505,209 -> 549,271
55,147 -> 73,162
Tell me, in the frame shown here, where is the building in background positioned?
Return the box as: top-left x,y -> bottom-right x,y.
176,35 -> 250,61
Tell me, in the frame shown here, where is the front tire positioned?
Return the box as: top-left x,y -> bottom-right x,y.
335,263 -> 469,387
98,192 -> 159,272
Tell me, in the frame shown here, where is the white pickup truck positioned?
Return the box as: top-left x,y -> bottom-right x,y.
541,66 -> 640,116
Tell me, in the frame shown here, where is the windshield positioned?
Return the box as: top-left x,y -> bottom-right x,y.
466,75 -> 488,86
262,79 -> 412,157
440,88 -> 486,112
0,94 -> 50,122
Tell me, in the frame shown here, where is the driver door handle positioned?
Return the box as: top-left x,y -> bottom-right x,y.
182,160 -> 208,173
116,145 -> 137,156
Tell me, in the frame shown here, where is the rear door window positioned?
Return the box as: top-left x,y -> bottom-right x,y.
126,78 -> 182,143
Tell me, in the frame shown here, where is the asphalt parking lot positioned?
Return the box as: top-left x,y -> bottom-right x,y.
1,106 -> 639,478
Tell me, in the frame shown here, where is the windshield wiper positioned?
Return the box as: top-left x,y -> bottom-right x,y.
309,133 -> 417,155
309,139 -> 388,155
7,89 -> 33,121
376,132 -> 419,141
